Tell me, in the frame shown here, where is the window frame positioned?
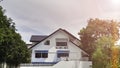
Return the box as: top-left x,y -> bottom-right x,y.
56,42 -> 67,46
44,40 -> 50,45
57,50 -> 69,58
35,50 -> 48,58
56,38 -> 68,46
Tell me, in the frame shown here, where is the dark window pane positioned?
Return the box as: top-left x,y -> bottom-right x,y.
35,53 -> 41,58
56,42 -> 67,46
42,53 -> 48,58
35,50 -> 48,58
44,40 -> 50,45
57,53 -> 69,58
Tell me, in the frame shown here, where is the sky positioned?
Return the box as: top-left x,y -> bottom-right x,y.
1,0 -> 120,43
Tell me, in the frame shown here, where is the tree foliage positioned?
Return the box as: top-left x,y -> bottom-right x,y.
78,18 -> 119,56
78,18 -> 120,68
111,46 -> 119,68
92,36 -> 114,68
0,6 -> 30,67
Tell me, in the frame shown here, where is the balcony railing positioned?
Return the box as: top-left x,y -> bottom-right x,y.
20,62 -> 58,66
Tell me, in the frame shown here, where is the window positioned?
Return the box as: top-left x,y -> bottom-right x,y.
44,40 -> 50,45
35,50 -> 48,58
56,42 -> 67,46
56,38 -> 68,46
35,53 -> 42,58
57,51 -> 69,58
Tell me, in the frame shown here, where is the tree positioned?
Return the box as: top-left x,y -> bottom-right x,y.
0,6 -> 30,68
111,46 -> 119,68
78,18 -> 120,68
118,46 -> 120,68
92,36 -> 114,68
78,18 -> 119,57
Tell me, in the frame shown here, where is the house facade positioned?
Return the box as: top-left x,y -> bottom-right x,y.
29,28 -> 89,64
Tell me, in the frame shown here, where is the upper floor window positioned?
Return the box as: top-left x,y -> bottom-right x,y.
35,50 -> 48,58
56,38 -> 68,46
44,40 -> 50,45
56,42 -> 67,46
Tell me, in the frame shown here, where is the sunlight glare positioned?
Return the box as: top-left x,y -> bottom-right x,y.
111,0 -> 120,6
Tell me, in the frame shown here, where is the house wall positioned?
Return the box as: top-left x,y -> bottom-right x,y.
20,66 -> 51,68
53,61 -> 92,68
31,30 -> 82,63
20,61 -> 92,68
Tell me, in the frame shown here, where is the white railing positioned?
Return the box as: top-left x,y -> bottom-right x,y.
20,63 -> 55,67
58,57 -> 89,61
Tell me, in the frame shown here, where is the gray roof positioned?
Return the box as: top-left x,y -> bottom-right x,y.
30,35 -> 48,42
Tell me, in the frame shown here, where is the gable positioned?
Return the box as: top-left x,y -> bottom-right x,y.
30,28 -> 68,49
29,28 -> 89,56
30,29 -> 69,50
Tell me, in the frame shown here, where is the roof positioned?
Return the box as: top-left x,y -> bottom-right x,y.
70,40 -> 89,56
26,44 -> 33,48
29,28 -> 89,55
30,35 -> 48,42
26,44 -> 32,46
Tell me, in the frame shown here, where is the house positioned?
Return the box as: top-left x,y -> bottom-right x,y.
21,28 -> 92,68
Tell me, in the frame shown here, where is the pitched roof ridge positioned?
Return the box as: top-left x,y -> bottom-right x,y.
31,35 -> 48,36
29,28 -> 61,49
70,40 -> 89,56
61,29 -> 80,41
29,28 -> 80,49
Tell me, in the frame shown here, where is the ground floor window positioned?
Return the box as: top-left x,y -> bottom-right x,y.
57,50 -> 69,58
35,50 -> 48,58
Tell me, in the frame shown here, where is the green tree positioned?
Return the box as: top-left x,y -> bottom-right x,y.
92,36 -> 114,68
0,6 -> 30,68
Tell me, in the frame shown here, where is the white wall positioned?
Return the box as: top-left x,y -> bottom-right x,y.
79,61 -> 92,68
20,66 -> 51,68
31,30 -> 83,63
20,61 -> 92,68
53,61 -> 92,68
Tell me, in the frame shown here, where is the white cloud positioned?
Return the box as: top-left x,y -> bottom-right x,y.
1,0 -> 120,43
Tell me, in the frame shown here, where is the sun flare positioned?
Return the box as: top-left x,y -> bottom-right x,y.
111,0 -> 120,6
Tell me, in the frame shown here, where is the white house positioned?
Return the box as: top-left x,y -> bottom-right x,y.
21,28 -> 92,68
